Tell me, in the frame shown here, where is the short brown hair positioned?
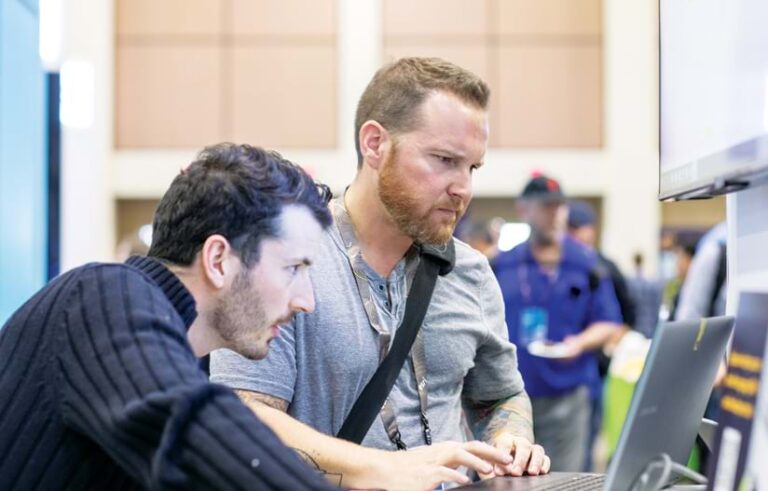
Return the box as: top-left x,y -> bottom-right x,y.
354,57 -> 490,168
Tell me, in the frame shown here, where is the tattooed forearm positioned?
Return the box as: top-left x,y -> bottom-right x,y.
466,392 -> 534,444
234,390 -> 345,487
293,448 -> 323,470
291,448 -> 343,487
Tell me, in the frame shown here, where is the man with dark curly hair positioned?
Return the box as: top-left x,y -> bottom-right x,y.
0,143 -> 338,490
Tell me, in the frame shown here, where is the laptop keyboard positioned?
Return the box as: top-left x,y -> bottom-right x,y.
520,474 -> 606,490
530,474 -> 605,491
456,473 -> 608,490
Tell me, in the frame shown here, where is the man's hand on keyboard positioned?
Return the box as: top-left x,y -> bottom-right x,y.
481,434 -> 550,479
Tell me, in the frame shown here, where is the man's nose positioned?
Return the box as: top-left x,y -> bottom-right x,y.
449,168 -> 472,203
290,274 -> 316,314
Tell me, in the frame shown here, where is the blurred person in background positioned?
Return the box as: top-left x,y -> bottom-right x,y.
567,200 -> 636,338
674,222 -> 727,322
626,252 -> 664,338
664,240 -> 696,321
462,218 -> 502,262
566,199 -> 636,471
493,175 -> 622,472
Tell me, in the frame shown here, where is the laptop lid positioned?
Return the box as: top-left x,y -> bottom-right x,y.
604,315 -> 734,490
455,316 -> 734,491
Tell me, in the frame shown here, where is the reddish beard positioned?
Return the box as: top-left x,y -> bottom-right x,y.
378,145 -> 465,245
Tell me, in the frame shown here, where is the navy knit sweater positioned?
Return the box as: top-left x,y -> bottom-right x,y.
0,256 -> 337,490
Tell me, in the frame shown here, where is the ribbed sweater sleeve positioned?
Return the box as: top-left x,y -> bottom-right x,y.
55,265 -> 337,490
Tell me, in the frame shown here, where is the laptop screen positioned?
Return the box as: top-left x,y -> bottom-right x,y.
605,316 -> 734,490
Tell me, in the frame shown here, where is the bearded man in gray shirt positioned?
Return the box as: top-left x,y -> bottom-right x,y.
211,57 -> 550,489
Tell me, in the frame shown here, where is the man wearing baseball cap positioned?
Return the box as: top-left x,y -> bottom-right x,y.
492,175 -> 622,472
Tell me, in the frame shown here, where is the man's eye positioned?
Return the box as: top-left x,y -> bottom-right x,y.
435,155 -> 453,164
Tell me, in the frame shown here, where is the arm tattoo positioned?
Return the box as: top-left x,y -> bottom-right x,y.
235,390 -> 345,486
291,448 -> 343,487
466,392 -> 535,444
234,389 -> 289,412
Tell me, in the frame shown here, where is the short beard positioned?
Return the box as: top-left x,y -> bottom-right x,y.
211,269 -> 268,360
531,229 -> 559,247
378,145 -> 463,245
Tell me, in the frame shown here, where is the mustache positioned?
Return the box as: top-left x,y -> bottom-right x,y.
274,313 -> 296,326
437,197 -> 466,215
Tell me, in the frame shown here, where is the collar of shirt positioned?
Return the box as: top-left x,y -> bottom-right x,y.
329,198 -> 419,337
125,255 -> 197,329
329,197 -> 417,284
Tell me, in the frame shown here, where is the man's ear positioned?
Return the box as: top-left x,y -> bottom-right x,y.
199,234 -> 238,290
358,120 -> 390,171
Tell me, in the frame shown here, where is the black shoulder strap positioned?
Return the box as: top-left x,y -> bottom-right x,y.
336,240 -> 455,444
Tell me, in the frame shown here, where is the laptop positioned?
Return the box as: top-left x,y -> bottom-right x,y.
457,316 -> 735,491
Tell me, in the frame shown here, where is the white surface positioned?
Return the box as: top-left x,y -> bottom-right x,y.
60,0 -> 115,270
660,0 -> 768,171
527,340 -> 575,359
727,184 -> 768,487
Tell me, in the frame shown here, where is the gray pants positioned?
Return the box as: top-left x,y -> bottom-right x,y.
531,386 -> 590,472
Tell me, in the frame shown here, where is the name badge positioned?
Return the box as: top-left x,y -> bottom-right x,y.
520,307 -> 548,346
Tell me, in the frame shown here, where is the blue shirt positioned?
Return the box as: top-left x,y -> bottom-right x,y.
493,236 -> 622,398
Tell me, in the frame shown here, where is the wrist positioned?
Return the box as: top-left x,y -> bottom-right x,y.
491,429 -> 534,446
347,446 -> 392,490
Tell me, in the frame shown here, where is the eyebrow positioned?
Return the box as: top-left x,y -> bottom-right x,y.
428,147 -> 465,159
425,145 -> 483,169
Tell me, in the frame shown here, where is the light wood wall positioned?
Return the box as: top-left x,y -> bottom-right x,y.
383,0 -> 602,148
115,0 -> 601,149
115,0 -> 337,148
661,196 -> 726,229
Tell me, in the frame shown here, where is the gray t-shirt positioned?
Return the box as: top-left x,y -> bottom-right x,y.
210,220 -> 525,450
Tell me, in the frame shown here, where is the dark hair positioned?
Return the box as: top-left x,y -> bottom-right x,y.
148,143 -> 332,267
354,57 -> 490,168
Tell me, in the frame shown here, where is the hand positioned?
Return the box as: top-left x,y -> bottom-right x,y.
560,335 -> 584,360
374,440 -> 514,490
481,434 -> 550,479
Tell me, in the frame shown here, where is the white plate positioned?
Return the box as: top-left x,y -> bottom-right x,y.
527,340 -> 575,359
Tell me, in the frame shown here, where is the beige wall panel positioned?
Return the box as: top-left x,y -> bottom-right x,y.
116,0 -> 223,37
382,43 -> 490,83
230,45 -> 336,148
383,0 -> 488,37
116,45 -> 222,148
115,199 -> 157,245
661,196 -> 726,229
495,0 -> 601,37
486,45 -> 502,147
496,44 -> 602,147
232,0 -> 335,37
